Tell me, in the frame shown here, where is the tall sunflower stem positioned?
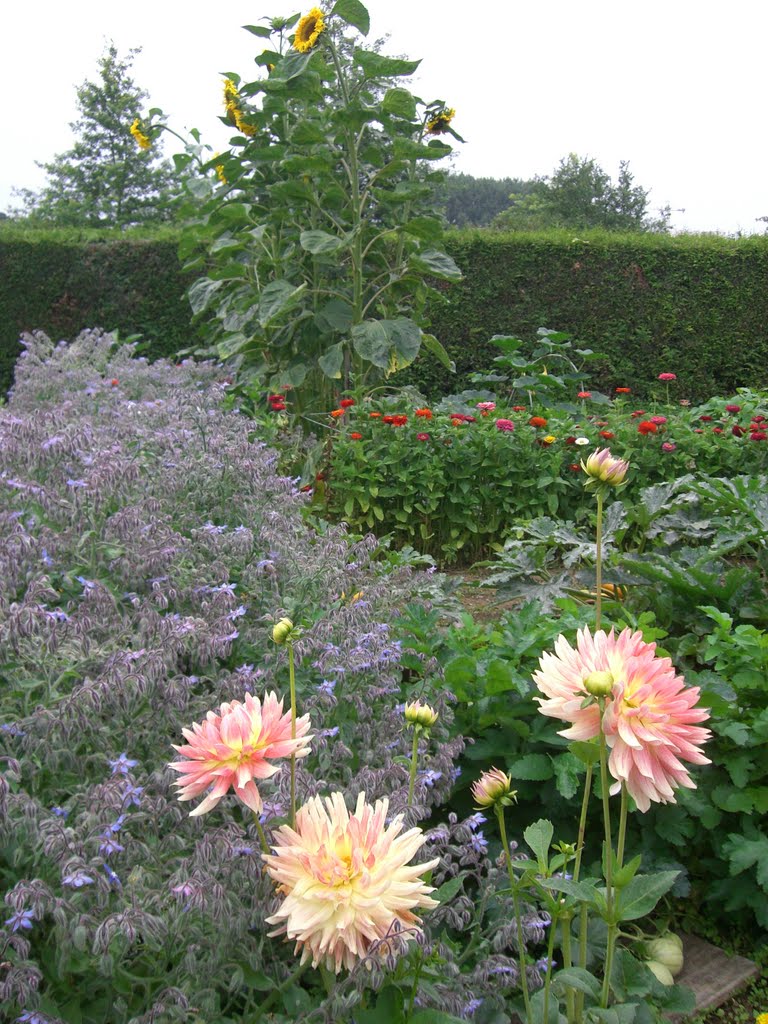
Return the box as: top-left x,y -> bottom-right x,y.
407,729 -> 420,807
496,806 -> 533,1024
288,641 -> 297,828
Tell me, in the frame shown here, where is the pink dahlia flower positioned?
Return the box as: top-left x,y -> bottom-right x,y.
534,627 -> 710,812
169,691 -> 312,816
264,792 -> 438,972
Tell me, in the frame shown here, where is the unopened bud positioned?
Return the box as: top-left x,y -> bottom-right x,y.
471,767 -> 517,809
582,448 -> 629,488
404,700 -> 438,729
272,617 -> 295,645
584,670 -> 614,697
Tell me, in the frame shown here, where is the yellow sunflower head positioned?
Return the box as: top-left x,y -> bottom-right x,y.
129,118 -> 152,151
223,78 -> 240,105
425,107 -> 456,135
294,7 -> 326,53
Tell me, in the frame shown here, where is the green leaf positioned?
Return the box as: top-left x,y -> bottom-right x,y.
272,49 -> 315,81
354,985 -> 405,1024
409,249 -> 463,281
257,280 -> 307,327
332,0 -> 370,35
351,320 -> 390,369
421,333 -> 455,372
541,876 -> 604,907
509,753 -> 553,782
485,659 -> 518,696
242,24 -> 273,37
568,739 -> 601,767
384,318 -> 421,370
216,333 -> 256,359
552,752 -> 582,800
524,818 -> 554,872
188,277 -> 224,315
315,298 -> 354,334
354,48 -> 421,79
434,876 -> 463,904
589,1007 -> 640,1024
551,966 -> 601,999
403,215 -> 444,243
617,871 -> 679,922
317,342 -> 345,379
382,86 -> 417,120
443,654 -> 477,700
725,832 -> 768,886
300,229 -> 344,255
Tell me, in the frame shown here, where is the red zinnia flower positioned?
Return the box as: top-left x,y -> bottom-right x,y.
577,391 -> 592,399
630,410 -> 646,418
725,404 -> 741,413
569,463 -> 581,471
565,436 -> 577,445
390,415 -> 407,427
615,387 -> 632,394
417,432 -> 430,441
658,372 -> 677,381
750,431 -> 767,441
270,402 -> 286,412
752,414 -> 766,422
699,415 -> 713,422
111,378 -> 119,387
370,412 -> 382,419
599,430 -> 615,439
330,409 -> 345,418
339,398 -> 355,408
513,405 -> 527,412
638,421 -> 658,435
712,427 -> 723,434
350,432 -> 363,440
529,416 -> 548,428
415,408 -> 433,419
732,424 -> 745,437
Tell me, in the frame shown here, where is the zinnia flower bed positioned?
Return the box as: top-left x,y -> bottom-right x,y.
319,387 -> 768,562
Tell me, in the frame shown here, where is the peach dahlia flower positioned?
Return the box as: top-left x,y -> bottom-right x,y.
264,792 -> 439,972
169,691 -> 312,816
534,627 -> 710,812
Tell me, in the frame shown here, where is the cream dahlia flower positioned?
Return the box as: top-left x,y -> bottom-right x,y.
534,627 -> 710,812
264,792 -> 439,972
169,691 -> 312,816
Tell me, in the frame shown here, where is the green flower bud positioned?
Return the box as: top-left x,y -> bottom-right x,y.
404,700 -> 438,729
272,617 -> 295,645
584,670 -> 615,697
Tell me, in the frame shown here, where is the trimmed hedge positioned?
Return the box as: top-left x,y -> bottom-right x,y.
2,227 -> 768,401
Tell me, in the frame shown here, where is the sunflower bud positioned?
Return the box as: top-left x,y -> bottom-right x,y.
272,617 -> 295,645
471,767 -> 517,809
404,700 -> 438,730
584,670 -> 615,697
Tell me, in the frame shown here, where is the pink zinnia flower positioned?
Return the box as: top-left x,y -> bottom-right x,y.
725,404 -> 741,414
264,792 -> 438,972
169,692 -> 312,816
495,418 -> 515,432
534,627 -> 710,812
658,372 -> 677,381
416,432 -> 430,441
661,442 -> 676,453
650,415 -> 667,425
476,401 -> 496,415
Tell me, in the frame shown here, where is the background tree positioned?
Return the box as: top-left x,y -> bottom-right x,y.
436,171 -> 537,227
12,44 -> 179,228
493,154 -> 671,233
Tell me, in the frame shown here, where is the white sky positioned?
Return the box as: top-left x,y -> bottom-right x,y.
3,0 -> 766,234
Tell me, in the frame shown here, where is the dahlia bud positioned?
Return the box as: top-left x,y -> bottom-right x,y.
584,670 -> 615,697
272,617 -> 295,645
404,701 -> 438,730
471,767 -> 517,809
582,448 -> 629,488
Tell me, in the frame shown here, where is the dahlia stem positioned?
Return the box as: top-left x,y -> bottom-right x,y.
251,960 -> 309,1022
288,639 -> 297,828
617,783 -> 628,868
561,912 -> 576,1023
252,812 -> 270,857
573,762 -> 593,1023
407,728 -> 420,807
595,491 -> 604,632
496,806 -> 533,1024
598,708 -> 616,1009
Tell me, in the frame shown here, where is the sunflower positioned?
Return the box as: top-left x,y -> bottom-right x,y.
426,107 -> 456,135
222,80 -> 257,137
294,7 -> 326,52
129,118 -> 151,151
